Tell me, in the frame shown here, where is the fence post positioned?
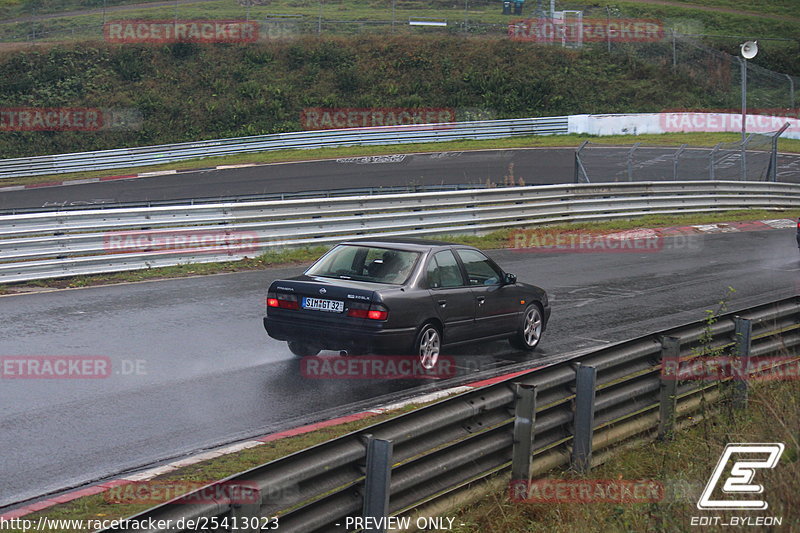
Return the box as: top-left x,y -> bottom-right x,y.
672,29 -> 677,72
362,437 -> 393,533
627,143 -> 640,182
769,123 -> 791,182
741,134 -> 752,182
732,316 -> 753,409
511,383 -> 538,483
787,74 -> 795,110
673,144 -> 687,180
574,141 -> 589,183
658,336 -> 681,441
571,364 -> 597,473
709,143 -> 721,180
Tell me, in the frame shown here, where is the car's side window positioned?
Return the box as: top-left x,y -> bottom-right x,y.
457,249 -> 503,286
427,250 -> 465,289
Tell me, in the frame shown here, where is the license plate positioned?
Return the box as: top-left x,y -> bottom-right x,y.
302,297 -> 344,313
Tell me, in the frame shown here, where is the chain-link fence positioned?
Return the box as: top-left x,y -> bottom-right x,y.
574,127 -> 789,183
609,31 -> 797,112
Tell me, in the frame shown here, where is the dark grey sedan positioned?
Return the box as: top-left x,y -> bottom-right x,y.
264,238 -> 550,370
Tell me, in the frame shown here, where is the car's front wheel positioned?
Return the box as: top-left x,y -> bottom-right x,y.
288,341 -> 320,357
414,323 -> 441,370
509,304 -> 543,351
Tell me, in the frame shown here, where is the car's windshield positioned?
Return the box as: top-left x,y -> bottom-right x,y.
306,245 -> 420,284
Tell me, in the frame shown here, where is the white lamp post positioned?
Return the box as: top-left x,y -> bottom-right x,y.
739,40 -> 758,180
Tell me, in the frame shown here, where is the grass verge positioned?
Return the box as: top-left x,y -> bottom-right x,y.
2,0 -> 798,42
449,376 -> 799,532
4,132 -> 800,188
2,208 -> 798,296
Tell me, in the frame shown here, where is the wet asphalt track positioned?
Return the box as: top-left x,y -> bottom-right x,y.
0,228 -> 798,509
3,147 -> 800,211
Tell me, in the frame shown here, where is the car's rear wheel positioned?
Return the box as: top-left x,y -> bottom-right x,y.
288,341 -> 320,357
509,304 -> 543,351
414,323 -> 441,370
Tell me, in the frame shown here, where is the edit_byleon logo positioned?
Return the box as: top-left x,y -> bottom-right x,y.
697,443 -> 784,511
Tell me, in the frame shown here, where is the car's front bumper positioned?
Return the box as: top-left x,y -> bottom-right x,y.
264,316 -> 417,354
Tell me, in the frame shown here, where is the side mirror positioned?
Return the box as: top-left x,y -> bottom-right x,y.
503,273 -> 517,285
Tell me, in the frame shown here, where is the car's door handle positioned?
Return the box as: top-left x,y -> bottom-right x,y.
476,296 -> 486,304
437,299 -> 447,307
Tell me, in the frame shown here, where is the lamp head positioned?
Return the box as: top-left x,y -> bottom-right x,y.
740,41 -> 758,60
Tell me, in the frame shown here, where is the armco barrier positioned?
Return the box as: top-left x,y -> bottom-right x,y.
1,112 -> 797,180
0,117 -> 568,179
1,181 -> 799,283
96,296 -> 800,533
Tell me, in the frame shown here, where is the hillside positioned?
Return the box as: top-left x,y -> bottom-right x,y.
0,34 -> 765,158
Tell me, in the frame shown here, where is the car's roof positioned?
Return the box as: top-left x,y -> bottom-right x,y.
340,237 -> 463,251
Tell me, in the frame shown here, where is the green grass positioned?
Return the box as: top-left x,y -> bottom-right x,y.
4,0 -> 800,23
4,132 -> 800,189
449,376 -> 800,532
0,0 -> 168,20
635,0 -> 800,18
4,0 -> 799,40
2,207 -> 798,295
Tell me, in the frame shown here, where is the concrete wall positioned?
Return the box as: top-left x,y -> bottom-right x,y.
568,112 -> 800,140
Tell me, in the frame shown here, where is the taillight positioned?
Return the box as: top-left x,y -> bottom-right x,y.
267,293 -> 299,310
368,309 -> 388,320
347,308 -> 369,319
347,302 -> 389,320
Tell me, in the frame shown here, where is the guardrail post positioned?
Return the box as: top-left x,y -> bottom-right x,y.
511,383 -> 538,483
658,336 -> 681,441
732,316 -> 753,409
363,436 -> 393,533
228,481 -> 262,533
571,364 -> 597,473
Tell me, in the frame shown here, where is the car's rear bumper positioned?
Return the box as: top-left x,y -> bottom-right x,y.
264,316 -> 417,353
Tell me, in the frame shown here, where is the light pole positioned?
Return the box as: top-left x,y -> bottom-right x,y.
739,40 -> 758,180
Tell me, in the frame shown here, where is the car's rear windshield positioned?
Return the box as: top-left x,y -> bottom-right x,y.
306,245 -> 420,284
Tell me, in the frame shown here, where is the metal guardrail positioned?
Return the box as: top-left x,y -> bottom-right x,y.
99,295 -> 800,533
0,117 -> 568,179
0,184 -> 494,216
1,181 -> 799,284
